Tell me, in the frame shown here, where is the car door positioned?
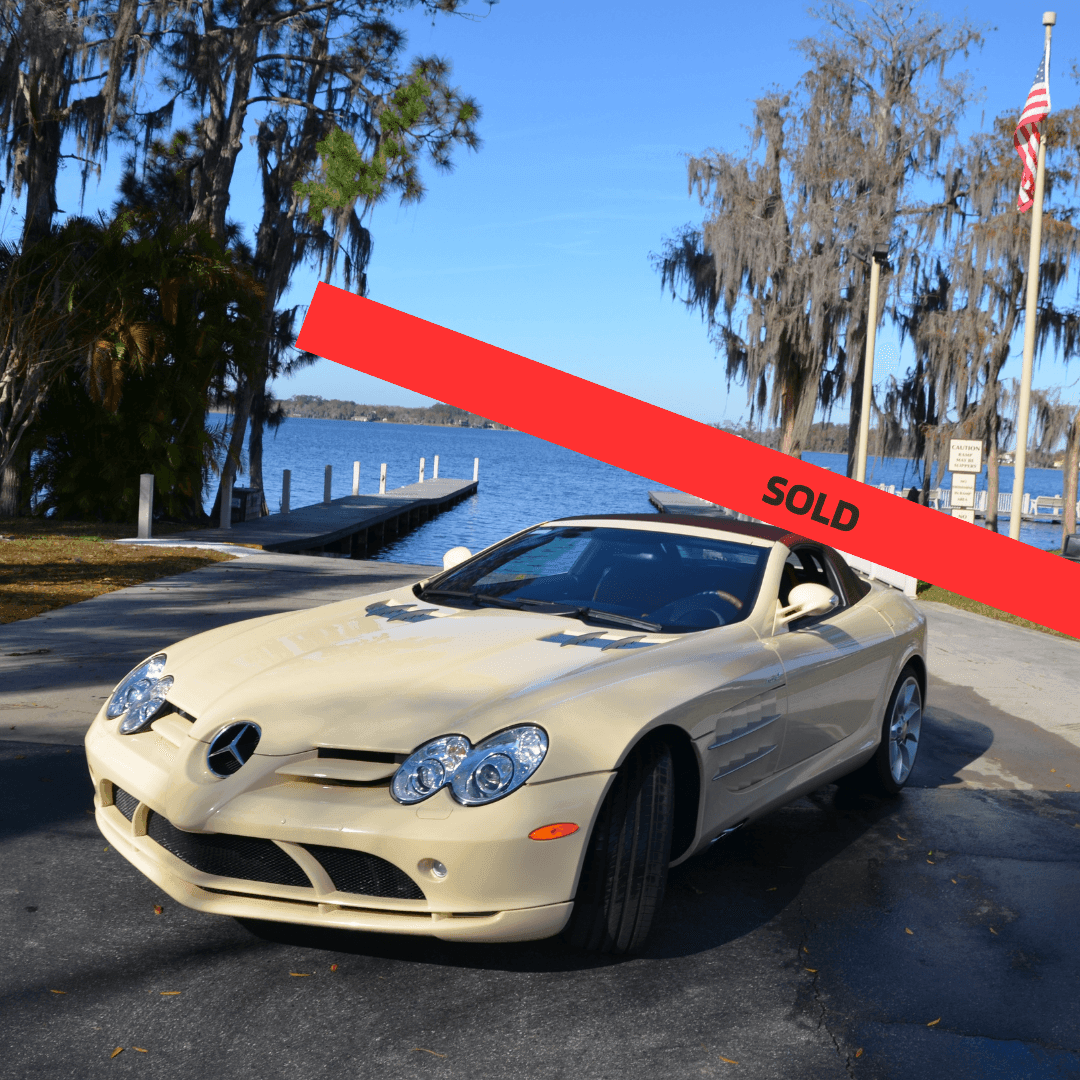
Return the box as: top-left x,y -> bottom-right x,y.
699,643 -> 787,834
771,545 -> 895,773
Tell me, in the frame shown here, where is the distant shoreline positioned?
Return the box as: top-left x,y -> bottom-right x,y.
210,397 -> 514,430
208,409 -> 516,431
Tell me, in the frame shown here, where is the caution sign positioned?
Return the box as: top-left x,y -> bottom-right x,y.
948,439 -> 983,474
296,284 -> 1079,638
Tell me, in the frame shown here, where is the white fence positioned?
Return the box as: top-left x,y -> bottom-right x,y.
836,549 -> 919,598
876,483 -> 1077,518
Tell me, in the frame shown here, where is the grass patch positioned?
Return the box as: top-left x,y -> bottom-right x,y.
916,578 -> 1077,641
0,519 -> 233,624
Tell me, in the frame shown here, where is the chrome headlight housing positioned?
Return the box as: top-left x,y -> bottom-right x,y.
105,653 -> 173,734
391,725 -> 548,806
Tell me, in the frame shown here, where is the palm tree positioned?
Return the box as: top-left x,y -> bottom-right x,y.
22,208 -> 264,521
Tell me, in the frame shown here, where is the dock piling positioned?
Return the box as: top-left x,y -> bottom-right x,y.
419,457 -> 425,483
282,470 -> 291,514
473,457 -> 479,482
433,455 -> 439,480
379,463 -> 387,494
323,465 -> 332,504
138,474 -> 154,539
352,460 -> 360,497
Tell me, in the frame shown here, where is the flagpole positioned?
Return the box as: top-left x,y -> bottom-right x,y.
1009,11 -> 1055,540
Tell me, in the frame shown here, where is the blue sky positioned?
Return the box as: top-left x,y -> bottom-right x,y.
37,0 -> 1080,428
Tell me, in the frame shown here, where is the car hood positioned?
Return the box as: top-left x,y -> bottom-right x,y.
162,587 -> 685,756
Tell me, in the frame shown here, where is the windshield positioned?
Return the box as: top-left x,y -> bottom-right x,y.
419,525 -> 770,633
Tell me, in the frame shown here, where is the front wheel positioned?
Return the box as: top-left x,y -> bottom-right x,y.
563,738 -> 675,954
842,665 -> 923,796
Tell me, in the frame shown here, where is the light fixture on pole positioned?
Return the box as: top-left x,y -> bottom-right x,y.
854,242 -> 890,484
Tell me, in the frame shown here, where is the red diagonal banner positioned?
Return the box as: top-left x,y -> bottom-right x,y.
296,283 -> 1079,638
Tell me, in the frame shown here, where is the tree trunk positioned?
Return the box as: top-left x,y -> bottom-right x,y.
1062,405 -> 1080,545
0,443 -> 32,518
0,460 -> 20,518
778,350 -> 819,459
985,411 -> 1000,532
248,374 -> 267,514
916,373 -> 936,505
16,3 -> 68,248
845,348 -> 865,477
189,4 -> 262,237
210,381 -> 254,522
20,100 -> 63,249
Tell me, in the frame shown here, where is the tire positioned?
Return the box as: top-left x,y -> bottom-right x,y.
563,738 -> 675,954
841,664 -> 923,796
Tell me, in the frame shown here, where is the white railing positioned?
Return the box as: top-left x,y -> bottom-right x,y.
914,488 -> 1078,517
836,549 -> 919,598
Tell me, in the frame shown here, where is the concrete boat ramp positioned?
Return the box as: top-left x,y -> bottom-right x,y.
156,476 -> 477,557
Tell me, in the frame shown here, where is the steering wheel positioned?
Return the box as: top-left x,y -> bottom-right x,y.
651,591 -> 743,627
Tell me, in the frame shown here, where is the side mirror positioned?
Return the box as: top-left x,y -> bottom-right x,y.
442,546 -> 472,571
777,582 -> 839,626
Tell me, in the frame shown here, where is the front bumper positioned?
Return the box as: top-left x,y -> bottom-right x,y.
86,710 -> 614,943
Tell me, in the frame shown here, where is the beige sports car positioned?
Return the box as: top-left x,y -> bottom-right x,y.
86,514 -> 926,954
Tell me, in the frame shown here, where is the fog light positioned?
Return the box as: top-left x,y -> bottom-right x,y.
419,858 -> 448,879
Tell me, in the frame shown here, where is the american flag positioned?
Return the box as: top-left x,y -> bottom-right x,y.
1014,40 -> 1051,213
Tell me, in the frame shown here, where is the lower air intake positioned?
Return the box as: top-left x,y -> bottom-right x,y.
145,812 -> 310,888
111,784 -> 139,821
303,844 -> 425,900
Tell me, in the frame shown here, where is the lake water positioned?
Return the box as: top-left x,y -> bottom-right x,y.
213,416 -> 1071,565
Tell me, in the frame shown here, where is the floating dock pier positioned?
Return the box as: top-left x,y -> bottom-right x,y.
648,491 -> 743,519
159,477 -> 477,558
652,487 -> 1076,526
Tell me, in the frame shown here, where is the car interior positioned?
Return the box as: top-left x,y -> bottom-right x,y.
427,526 -> 772,631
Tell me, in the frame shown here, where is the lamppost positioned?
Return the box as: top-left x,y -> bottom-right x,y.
854,242 -> 890,483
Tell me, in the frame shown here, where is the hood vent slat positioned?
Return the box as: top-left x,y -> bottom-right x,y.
275,758 -> 399,783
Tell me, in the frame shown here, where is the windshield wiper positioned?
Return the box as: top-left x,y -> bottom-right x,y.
420,590 -> 660,631
420,588 -> 525,611
566,607 -> 662,632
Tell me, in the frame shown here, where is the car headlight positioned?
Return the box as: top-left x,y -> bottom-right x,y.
105,653 -> 174,735
391,725 -> 548,806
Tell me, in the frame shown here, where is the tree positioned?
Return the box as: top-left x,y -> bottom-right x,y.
246,38 -> 480,507
151,0 -> 483,513
905,107 -> 1080,530
1063,404 -> 1080,542
27,206 -> 265,521
656,0 -> 982,461
0,0 -> 158,246
0,214 -> 160,514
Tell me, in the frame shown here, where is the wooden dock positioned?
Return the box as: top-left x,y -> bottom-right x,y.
158,477 -> 477,557
648,491 -> 743,519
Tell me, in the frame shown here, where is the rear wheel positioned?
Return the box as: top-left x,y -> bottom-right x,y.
563,738 -> 675,954
841,665 -> 923,796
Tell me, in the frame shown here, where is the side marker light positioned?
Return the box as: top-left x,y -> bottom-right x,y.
528,823 -> 579,841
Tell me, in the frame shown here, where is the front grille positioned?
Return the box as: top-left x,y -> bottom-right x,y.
145,812 -> 310,888
303,844 -> 425,900
111,784 -> 139,821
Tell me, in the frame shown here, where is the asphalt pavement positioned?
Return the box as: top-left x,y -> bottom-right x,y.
2,555 -> 1079,1079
